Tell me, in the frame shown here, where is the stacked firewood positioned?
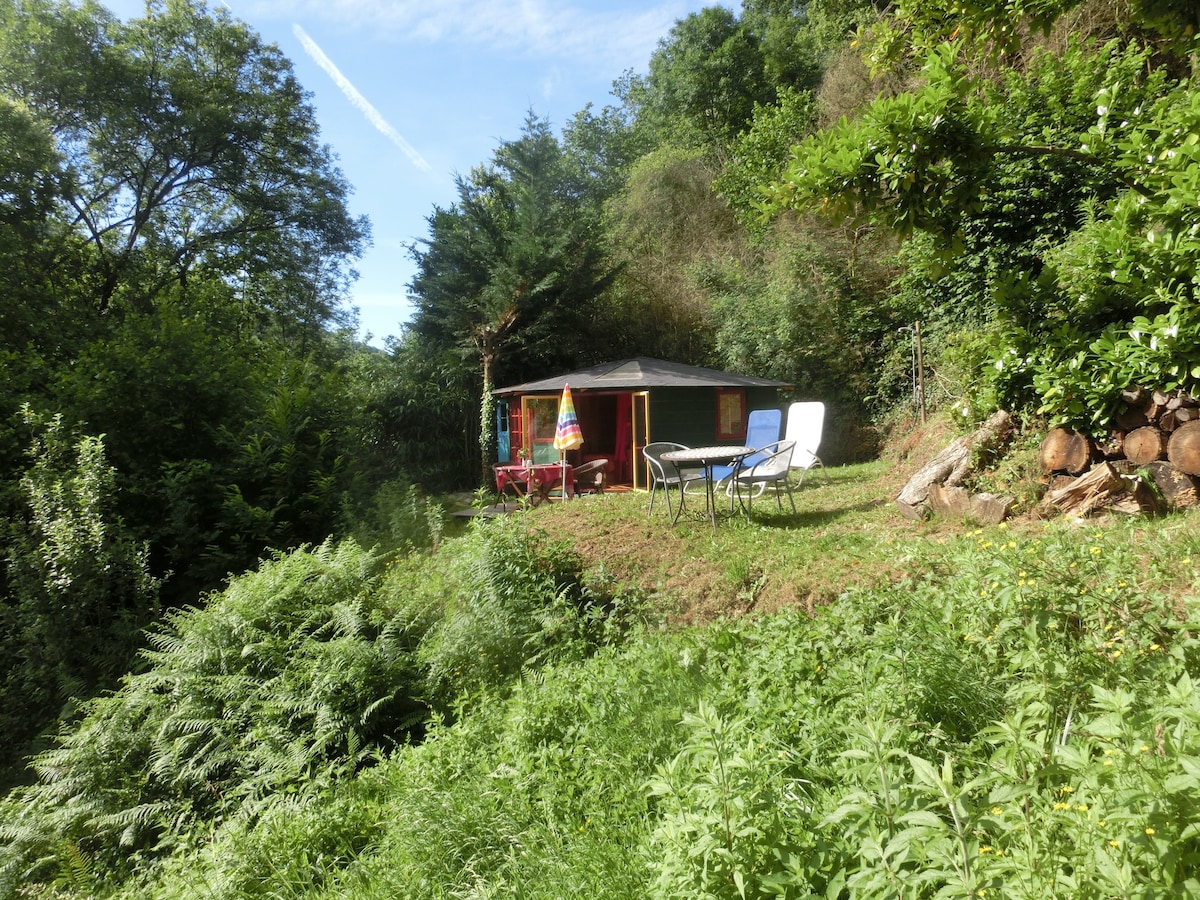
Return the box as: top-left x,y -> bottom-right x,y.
1039,387 -> 1200,518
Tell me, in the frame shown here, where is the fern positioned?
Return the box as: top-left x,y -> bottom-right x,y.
55,841 -> 95,893
1,538 -> 430,887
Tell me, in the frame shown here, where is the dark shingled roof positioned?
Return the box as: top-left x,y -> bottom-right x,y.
494,357 -> 791,395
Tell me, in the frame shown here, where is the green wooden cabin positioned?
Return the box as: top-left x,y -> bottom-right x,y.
493,358 -> 791,489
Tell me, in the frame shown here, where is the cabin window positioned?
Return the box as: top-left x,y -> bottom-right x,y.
521,395 -> 561,463
716,389 -> 746,441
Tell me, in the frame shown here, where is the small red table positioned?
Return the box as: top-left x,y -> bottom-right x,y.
494,463 -> 574,506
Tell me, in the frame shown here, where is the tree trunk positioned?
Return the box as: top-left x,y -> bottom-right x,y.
479,351 -> 498,487
1038,427 -> 1093,475
1167,421 -> 1200,476
1124,426 -> 1167,466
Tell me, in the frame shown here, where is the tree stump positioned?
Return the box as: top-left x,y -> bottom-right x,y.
927,484 -> 1013,524
1167,421 -> 1200,476
1038,427 -> 1094,475
895,410 -> 1015,517
1124,426 -> 1167,466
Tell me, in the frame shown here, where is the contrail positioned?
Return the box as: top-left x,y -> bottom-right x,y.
293,24 -> 432,173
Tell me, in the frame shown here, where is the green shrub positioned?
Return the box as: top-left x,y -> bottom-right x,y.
9,489 -> 1200,899
646,701 -> 815,899
0,539 -> 423,892
414,516 -> 608,713
0,409 -> 160,782
346,477 -> 445,556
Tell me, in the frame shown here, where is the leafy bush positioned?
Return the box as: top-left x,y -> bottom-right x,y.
646,701 -> 814,899
292,632 -> 712,900
8,489 -> 1200,899
346,476 -> 446,556
0,409 -> 160,782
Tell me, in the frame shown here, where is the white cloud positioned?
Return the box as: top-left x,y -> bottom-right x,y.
249,0 -> 698,72
292,24 -> 433,172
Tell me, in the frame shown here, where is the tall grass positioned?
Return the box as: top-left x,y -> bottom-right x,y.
5,491 -> 1200,898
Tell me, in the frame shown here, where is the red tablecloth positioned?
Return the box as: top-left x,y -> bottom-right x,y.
495,463 -> 574,502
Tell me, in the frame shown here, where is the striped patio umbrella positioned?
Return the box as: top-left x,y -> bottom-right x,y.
554,384 -> 583,497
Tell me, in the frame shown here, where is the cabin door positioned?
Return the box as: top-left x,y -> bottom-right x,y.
631,391 -> 650,489
496,400 -> 510,463
520,395 -> 561,464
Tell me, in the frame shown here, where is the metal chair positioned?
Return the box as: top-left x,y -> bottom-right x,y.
689,407 -> 783,497
643,442 -> 705,518
732,440 -> 797,517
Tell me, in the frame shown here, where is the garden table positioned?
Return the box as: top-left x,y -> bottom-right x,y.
494,463 -> 574,506
660,445 -> 753,527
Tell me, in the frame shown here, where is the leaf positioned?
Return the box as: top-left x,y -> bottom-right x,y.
908,754 -> 945,791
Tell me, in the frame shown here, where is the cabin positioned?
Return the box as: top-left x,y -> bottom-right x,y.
493,357 -> 792,489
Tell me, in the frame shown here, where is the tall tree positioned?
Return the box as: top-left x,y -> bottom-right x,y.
637,6 -> 775,151
408,114 -> 616,484
0,0 -> 367,324
0,0 -> 373,604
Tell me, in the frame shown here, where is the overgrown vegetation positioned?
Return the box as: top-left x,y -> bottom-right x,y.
5,0 -> 1200,893
3,473 -> 1198,898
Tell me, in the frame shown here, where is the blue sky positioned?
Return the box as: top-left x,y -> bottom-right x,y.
102,0 -> 718,347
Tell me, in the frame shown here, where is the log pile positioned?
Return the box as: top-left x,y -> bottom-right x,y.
1038,387 -> 1200,518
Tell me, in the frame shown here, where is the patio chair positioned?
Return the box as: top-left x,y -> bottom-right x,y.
572,458 -> 609,495
732,440 -> 797,517
687,407 -> 782,497
784,401 -> 827,486
643,442 -> 705,518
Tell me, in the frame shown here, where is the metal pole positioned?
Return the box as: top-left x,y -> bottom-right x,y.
914,321 -> 926,424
